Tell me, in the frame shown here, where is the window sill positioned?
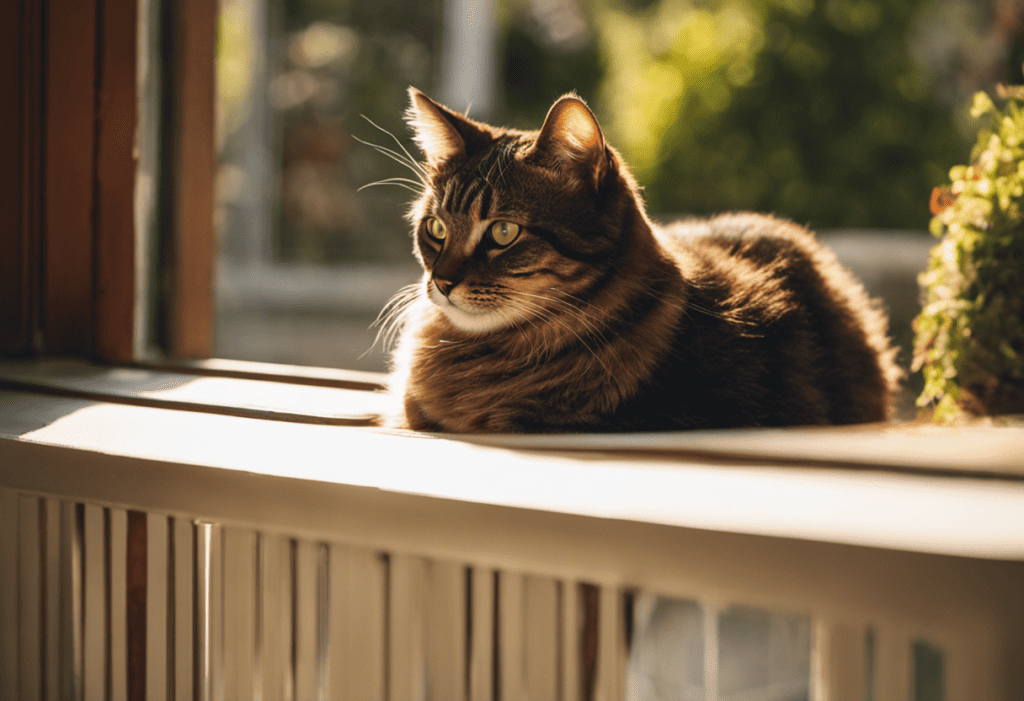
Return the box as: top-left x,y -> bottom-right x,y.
2,358 -> 1024,565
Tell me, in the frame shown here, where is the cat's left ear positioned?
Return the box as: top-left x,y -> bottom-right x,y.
405,87 -> 491,167
528,95 -> 608,189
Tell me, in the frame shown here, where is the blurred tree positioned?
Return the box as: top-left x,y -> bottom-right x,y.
596,0 -> 1015,229
500,0 -> 605,128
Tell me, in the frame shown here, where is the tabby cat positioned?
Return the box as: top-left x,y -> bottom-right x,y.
381,88 -> 901,433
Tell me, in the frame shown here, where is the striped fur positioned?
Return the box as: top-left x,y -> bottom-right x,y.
384,89 -> 902,432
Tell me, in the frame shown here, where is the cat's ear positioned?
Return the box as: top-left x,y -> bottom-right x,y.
405,87 -> 490,167
529,95 -> 608,188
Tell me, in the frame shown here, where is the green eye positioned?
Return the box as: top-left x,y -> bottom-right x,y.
426,217 -> 447,241
489,221 -> 521,247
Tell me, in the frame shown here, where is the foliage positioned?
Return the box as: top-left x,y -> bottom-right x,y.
912,89 -> 1024,420
596,0 -> 971,229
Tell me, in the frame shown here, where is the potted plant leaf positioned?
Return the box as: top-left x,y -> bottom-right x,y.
913,87 -> 1024,421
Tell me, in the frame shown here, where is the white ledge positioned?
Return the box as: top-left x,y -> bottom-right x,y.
3,382 -> 1024,563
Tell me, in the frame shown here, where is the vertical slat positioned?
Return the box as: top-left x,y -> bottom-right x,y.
60,502 -> 83,701
425,560 -> 467,701
812,620 -> 867,701
109,509 -> 128,701
82,504 -> 106,701
294,539 -> 320,701
126,511 -> 147,701
524,576 -> 558,701
498,572 -> 524,701
172,517 -> 195,700
0,488 -> 18,701
560,581 -> 581,701
42,500 -> 61,701
469,568 -> 495,701
146,513 -> 169,701
259,533 -> 293,701
222,528 -> 256,700
326,545 -> 385,701
872,627 -> 910,701
704,602 -> 719,701
195,522 -> 222,701
18,496 -> 42,701
594,585 -> 625,701
389,554 -> 427,701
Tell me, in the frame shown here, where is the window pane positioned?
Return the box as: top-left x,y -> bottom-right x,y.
212,0 -> 1001,385
214,0 -> 601,371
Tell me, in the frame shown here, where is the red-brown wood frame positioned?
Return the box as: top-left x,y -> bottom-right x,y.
0,0 -> 214,363
0,0 -> 43,357
164,0 -> 216,358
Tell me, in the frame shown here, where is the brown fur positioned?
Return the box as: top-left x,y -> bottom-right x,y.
384,89 -> 901,433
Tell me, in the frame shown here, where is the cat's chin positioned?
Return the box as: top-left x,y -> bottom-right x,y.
429,291 -> 514,334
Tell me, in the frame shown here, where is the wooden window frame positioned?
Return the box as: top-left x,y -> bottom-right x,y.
0,0 -> 214,364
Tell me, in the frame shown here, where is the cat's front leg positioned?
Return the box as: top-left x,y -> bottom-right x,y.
402,395 -> 444,432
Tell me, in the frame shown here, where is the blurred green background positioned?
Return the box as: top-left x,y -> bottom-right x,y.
217,0 -> 1024,265
213,0 -> 1024,378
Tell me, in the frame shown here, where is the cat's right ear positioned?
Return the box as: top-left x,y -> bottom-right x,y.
527,95 -> 609,191
405,88 -> 489,167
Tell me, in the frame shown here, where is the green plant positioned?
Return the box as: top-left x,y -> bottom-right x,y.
596,0 -> 969,229
912,88 -> 1024,421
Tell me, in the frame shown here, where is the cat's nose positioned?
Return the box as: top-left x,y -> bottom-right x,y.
433,276 -> 458,297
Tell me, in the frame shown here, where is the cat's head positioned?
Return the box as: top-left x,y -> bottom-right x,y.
403,88 -> 648,334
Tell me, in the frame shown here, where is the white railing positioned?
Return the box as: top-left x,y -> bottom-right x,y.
2,360 -> 1024,700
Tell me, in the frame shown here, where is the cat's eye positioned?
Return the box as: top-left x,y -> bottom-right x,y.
425,217 -> 447,241
489,221 -> 521,247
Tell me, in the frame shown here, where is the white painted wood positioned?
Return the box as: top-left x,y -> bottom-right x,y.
560,582 -> 581,701
3,383 -> 1024,698
703,602 -> 719,701
524,575 -> 558,701
43,499 -> 61,701
326,544 -> 386,701
389,554 -> 427,701
195,522 -> 223,701
172,516 -> 195,701
259,532 -> 294,701
0,488 -> 17,701
294,538 -> 320,701
59,501 -> 83,701
499,571 -> 524,701
872,627 -> 910,701
147,512 -> 169,701
425,560 -> 466,701
109,508 -> 127,701
469,568 -> 495,701
7,397 -> 1024,564
812,619 -> 867,701
595,585 -> 625,701
222,527 -> 257,701
82,503 -> 106,701
18,495 -> 41,701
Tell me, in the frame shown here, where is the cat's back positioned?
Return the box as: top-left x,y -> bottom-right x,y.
648,212 -> 902,426
657,212 -> 823,264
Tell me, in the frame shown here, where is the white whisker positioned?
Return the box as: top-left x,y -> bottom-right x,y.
362,283 -> 422,358
360,114 -> 429,179
357,177 -> 424,194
